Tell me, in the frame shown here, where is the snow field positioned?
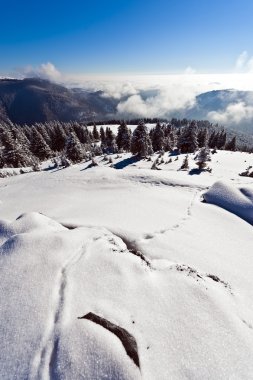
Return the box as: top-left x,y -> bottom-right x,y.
0,150 -> 253,379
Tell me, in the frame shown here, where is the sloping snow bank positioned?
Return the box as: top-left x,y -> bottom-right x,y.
204,181 -> 253,224
1,212 -> 253,379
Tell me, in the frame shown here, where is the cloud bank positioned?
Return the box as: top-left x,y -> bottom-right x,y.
18,62 -> 62,81
3,59 -> 253,124
208,102 -> 253,125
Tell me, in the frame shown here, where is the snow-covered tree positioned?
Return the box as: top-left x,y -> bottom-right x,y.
104,128 -> 118,154
92,124 -> 100,141
198,128 -> 209,148
195,147 -> 211,170
225,136 -> 237,151
131,122 -> 153,158
152,122 -> 165,152
116,122 -> 131,152
178,121 -> 198,153
180,155 -> 189,170
64,132 -> 85,163
31,128 -> 52,161
1,128 -> 34,168
50,123 -> 67,152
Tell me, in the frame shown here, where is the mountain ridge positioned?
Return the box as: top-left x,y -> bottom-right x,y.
0,78 -> 253,136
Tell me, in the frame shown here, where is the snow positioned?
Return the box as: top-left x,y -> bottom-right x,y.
0,150 -> 253,379
204,180 -> 253,224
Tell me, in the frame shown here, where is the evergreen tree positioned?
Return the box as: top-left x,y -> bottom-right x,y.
178,121 -> 198,153
100,127 -> 106,145
1,128 -> 34,167
116,122 -> 131,152
217,131 -> 227,149
31,128 -> 52,161
152,122 -> 165,152
105,128 -> 118,154
92,124 -> 100,141
180,155 -> 189,170
131,122 -> 153,158
195,148 -> 211,170
65,132 -> 85,163
198,128 -> 209,148
225,136 -> 236,151
50,123 -> 67,152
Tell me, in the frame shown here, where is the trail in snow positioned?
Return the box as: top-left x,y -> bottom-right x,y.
143,189 -> 199,240
30,243 -> 88,380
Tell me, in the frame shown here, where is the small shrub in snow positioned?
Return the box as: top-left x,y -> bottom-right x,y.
239,167 -> 253,177
151,159 -> 161,170
91,157 -> 99,167
195,148 -> 211,171
180,155 -> 189,170
60,156 -> 72,168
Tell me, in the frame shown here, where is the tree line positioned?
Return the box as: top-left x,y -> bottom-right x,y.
0,119 -> 246,169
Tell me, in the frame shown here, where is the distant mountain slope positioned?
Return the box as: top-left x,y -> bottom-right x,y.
0,79 -> 253,136
0,78 -> 117,125
181,89 -> 253,134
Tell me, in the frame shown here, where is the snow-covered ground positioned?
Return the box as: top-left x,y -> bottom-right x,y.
0,150 -> 253,379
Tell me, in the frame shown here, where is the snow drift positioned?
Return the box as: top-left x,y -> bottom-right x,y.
1,151 -> 253,379
204,181 -> 253,224
1,211 -> 253,379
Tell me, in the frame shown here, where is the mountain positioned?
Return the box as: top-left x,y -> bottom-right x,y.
181,89 -> 253,134
0,78 -> 118,125
1,79 -> 253,136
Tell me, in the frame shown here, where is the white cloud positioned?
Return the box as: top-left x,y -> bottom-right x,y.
235,51 -> 253,73
63,72 -> 253,119
5,62 -> 253,120
235,51 -> 248,70
184,66 -> 196,75
116,86 -> 196,118
20,62 -> 62,81
100,82 -> 138,99
208,101 -> 253,125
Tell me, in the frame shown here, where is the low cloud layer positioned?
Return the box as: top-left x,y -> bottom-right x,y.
3,60 -> 253,124
116,87 -> 196,118
208,102 -> 253,125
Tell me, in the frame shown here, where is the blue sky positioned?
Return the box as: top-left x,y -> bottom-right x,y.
1,0 -> 253,75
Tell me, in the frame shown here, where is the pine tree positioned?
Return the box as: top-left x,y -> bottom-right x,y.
64,132 -> 85,163
1,128 -> 34,167
180,155 -> 189,170
195,148 -> 211,170
198,128 -> 209,148
225,136 -> 236,151
92,124 -> 100,141
105,128 -> 118,154
152,122 -> 165,152
50,123 -> 67,152
116,122 -> 131,152
178,121 -> 198,153
100,127 -> 106,145
31,128 -> 52,161
131,122 -> 153,158
73,124 -> 90,145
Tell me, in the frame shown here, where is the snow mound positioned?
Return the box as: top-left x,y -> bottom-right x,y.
204,181 -> 253,224
1,213 -> 253,379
